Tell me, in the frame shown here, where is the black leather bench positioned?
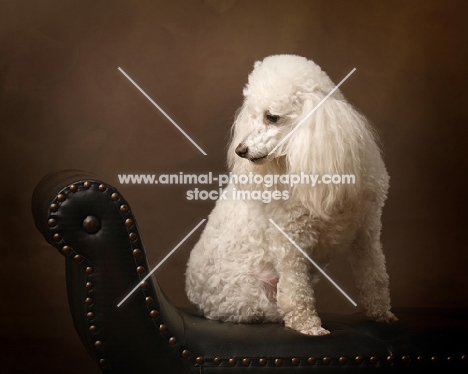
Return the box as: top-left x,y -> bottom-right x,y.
31,170 -> 468,373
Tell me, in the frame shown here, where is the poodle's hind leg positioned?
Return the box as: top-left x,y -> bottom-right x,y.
348,208 -> 398,322
205,273 -> 281,324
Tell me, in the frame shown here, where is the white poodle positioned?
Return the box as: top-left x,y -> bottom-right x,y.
185,54 -> 397,335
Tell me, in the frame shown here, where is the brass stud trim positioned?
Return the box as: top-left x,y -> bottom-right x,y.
136,266 -> 145,274
292,357 -> 300,366
125,218 -> 133,227
98,184 -> 106,191
401,355 -> 410,363
94,340 -> 103,348
62,246 -> 72,255
85,267 -> 94,275
47,218 -> 56,227
213,357 -> 222,365
69,184 -> 78,192
129,232 -> 137,241
83,181 -> 91,189
57,194 -> 66,202
53,233 -> 62,242
322,357 -> 331,365
87,312 -> 95,320
259,358 -> 267,366
182,350 -> 190,359
228,358 -> 236,366
145,296 -> 154,304
119,204 -> 129,213
274,358 -> 282,367
387,355 -> 394,363
149,309 -> 159,318
132,249 -> 142,258
242,358 -> 250,366
140,280 -> 148,288
159,324 -> 167,332
86,282 -> 94,290
308,357 -> 316,365
89,325 -> 98,333
73,255 -> 82,263
168,337 -> 177,345
99,359 -> 107,367
431,356 -> 438,364
111,192 -> 119,201
50,203 -> 59,212
195,356 -> 204,365
85,297 -> 93,306
370,356 -> 378,364
355,356 -> 364,364
339,356 -> 347,365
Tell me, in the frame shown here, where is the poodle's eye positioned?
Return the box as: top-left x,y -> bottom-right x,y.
265,113 -> 280,124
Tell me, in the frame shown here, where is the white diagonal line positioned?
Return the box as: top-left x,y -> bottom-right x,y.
118,67 -> 207,156
268,67 -> 356,157
117,218 -> 206,307
269,219 -> 357,306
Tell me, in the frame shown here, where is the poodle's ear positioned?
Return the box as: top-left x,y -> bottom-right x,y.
285,94 -> 383,216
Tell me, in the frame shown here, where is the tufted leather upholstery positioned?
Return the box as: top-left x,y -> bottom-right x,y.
32,170 -> 468,373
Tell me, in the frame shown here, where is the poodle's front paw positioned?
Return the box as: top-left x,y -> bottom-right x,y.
299,326 -> 330,336
374,311 -> 398,323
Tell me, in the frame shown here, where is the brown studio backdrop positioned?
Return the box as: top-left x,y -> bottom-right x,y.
0,0 -> 467,373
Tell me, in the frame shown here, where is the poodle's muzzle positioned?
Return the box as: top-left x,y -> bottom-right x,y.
235,143 -> 268,164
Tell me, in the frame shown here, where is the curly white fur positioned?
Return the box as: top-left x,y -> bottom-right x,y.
185,55 -> 397,335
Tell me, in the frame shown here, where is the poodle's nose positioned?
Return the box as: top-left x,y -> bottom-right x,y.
235,143 -> 248,158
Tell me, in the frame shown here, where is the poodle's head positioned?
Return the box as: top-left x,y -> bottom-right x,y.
227,55 -> 381,214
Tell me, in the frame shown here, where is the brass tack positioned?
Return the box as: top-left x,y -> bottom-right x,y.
94,340 -> 103,348
292,357 -> 300,366
99,359 -> 107,367
85,297 -> 93,306
53,233 -> 61,242
149,309 -> 159,318
259,358 -> 267,366
308,357 -> 316,365
73,255 -> 82,263
98,184 -> 106,191
431,356 -> 438,364
119,204 -> 129,213
355,356 -> 364,364
89,325 -> 98,333
129,232 -> 137,241
274,358 -> 282,367
62,246 -> 72,255
136,266 -> 145,274
57,193 -> 66,202
140,280 -> 148,288
370,356 -> 378,364
50,203 -> 59,212
86,282 -> 94,290
322,357 -> 331,365
145,296 -> 153,304
181,350 -> 190,359
416,355 -> 424,363
125,218 -> 133,227
83,215 -> 101,234
387,355 -> 394,363
85,267 -> 94,275
242,358 -> 250,366
69,184 -> 78,192
213,357 -> 222,365
462,354 -> 467,362
446,356 -> 454,364
83,181 -> 91,189
168,337 -> 177,345
111,192 -> 119,201
132,249 -> 142,258
401,355 -> 410,363
228,358 -> 236,366
159,324 -> 167,332
339,356 -> 347,365
47,218 -> 56,227
195,356 -> 204,365
87,312 -> 95,320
